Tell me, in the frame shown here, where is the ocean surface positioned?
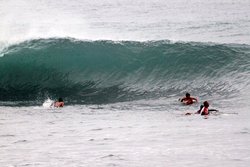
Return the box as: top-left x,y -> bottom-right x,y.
0,0 -> 250,166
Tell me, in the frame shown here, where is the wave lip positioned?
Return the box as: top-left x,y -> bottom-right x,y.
0,38 -> 250,105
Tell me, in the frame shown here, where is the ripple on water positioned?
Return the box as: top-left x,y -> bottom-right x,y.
0,134 -> 15,137
13,140 -> 28,144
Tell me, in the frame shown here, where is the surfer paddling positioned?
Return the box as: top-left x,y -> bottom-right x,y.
53,97 -> 64,107
185,101 -> 218,116
195,101 -> 219,115
179,93 -> 198,105
195,101 -> 209,115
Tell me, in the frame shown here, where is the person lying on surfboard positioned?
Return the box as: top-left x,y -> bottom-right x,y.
179,93 -> 198,105
185,101 -> 219,116
54,97 -> 64,107
195,101 -> 218,115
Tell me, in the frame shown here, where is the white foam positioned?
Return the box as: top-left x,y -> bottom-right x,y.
0,103 -> 249,166
42,98 -> 54,108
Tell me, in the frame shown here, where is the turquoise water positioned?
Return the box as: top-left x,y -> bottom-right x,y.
1,39 -> 249,105
1,0 -> 250,105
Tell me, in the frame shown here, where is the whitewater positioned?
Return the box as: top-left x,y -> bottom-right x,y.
0,0 -> 250,167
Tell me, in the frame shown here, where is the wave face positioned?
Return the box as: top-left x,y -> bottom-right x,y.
0,38 -> 250,105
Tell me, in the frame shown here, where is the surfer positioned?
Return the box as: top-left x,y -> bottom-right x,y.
179,93 -> 198,105
195,101 -> 218,115
185,101 -> 218,116
196,101 -> 209,115
54,97 -> 64,107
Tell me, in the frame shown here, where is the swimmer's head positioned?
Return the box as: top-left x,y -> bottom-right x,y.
58,97 -> 63,102
186,93 -> 190,97
203,101 -> 209,108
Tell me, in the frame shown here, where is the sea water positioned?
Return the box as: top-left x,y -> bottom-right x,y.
0,0 -> 250,166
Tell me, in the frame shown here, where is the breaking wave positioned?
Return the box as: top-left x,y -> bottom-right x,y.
0,38 -> 249,105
